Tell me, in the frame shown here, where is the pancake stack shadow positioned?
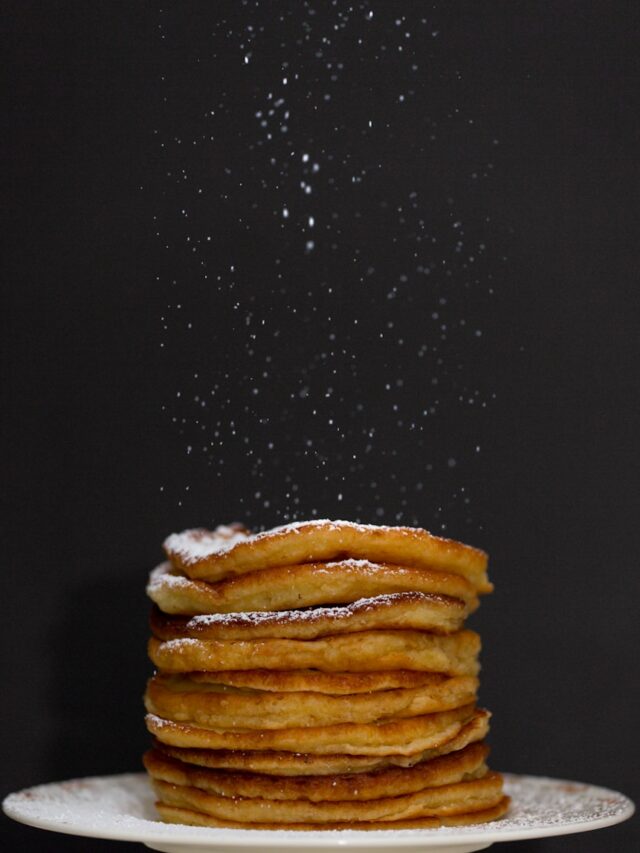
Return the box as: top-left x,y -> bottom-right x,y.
143,520 -> 509,829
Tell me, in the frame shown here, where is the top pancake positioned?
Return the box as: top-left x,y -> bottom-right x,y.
164,520 -> 491,594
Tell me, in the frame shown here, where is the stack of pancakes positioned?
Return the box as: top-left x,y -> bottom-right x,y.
143,520 -> 509,829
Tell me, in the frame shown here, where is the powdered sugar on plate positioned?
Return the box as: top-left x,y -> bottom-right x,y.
3,772 -> 634,850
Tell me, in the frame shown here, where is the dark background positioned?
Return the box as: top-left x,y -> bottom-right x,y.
3,2 -> 639,850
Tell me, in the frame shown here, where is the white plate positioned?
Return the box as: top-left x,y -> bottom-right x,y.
2,772 -> 634,853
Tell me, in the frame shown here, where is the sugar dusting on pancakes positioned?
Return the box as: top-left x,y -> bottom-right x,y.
164,519 -> 419,566
187,591 -> 455,629
163,524 -> 252,563
147,564 -> 196,591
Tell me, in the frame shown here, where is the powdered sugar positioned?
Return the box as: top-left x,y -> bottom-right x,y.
155,638 -> 202,652
147,563 -> 195,590
325,558 -> 385,570
164,525 -> 252,563
188,592 -> 427,629
163,520 -> 417,566
266,519 -> 413,537
3,772 -> 634,846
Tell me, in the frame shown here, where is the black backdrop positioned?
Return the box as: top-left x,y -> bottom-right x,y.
3,2 -> 639,850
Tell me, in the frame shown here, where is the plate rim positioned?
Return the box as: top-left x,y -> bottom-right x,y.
2,770 -> 635,848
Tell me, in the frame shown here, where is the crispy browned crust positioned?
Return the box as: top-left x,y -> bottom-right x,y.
152,710 -> 491,776
147,561 -> 479,616
147,629 -> 480,676
150,771 -> 504,823
144,673 -> 479,729
149,591 -> 467,641
154,795 -> 510,829
144,742 -> 490,802
145,703 -> 477,755
164,521 -> 491,593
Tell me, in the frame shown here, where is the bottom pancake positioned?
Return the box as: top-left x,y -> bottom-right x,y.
151,771 -> 505,823
155,795 -> 510,829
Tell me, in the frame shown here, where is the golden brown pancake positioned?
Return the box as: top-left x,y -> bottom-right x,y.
144,741 -> 489,802
149,591 -> 467,641
152,710 -> 491,776
147,629 -> 480,675
144,673 -> 478,729
164,520 -> 491,593
187,668 -> 470,694
151,771 -> 504,823
188,668 -> 465,694
155,794 -> 511,829
147,561 -> 479,616
146,702 -> 477,755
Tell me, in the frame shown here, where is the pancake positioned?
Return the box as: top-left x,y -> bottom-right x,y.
145,518 -> 505,830
151,771 -> 504,823
146,702 -> 477,755
149,591 -> 467,641
144,673 -> 479,729
147,629 -> 480,675
152,709 -> 491,775
154,794 -> 511,829
147,561 -> 479,616
144,742 -> 489,802
188,668 -> 463,694
164,520 -> 491,593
